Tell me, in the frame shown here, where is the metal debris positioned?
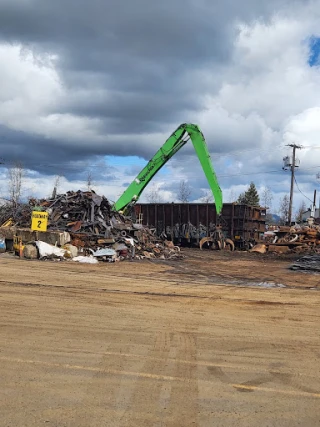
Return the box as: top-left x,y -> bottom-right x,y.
1,191 -> 185,261
290,254 -> 320,272
249,243 -> 267,254
263,223 -> 320,254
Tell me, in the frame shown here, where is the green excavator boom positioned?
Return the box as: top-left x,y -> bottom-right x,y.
113,123 -> 223,214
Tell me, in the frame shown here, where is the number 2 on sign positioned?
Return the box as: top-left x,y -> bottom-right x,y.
31,211 -> 48,232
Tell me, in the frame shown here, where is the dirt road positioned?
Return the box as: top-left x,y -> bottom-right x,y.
0,250 -> 319,426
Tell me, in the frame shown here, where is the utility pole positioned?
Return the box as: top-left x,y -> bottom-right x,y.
283,144 -> 302,225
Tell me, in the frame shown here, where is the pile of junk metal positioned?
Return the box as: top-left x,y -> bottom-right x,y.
251,219 -> 320,254
0,190 -> 184,262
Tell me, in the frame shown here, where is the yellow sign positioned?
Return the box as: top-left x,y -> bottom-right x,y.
31,211 -> 48,232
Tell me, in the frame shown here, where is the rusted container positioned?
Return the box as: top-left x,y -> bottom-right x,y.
134,203 -> 266,248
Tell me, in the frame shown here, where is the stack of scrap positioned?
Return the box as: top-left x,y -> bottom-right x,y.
0,202 -> 32,226
39,190 -> 129,236
290,254 -> 320,272
260,224 -> 320,254
1,190 -> 184,261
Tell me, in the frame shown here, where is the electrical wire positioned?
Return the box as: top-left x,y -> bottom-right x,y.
0,163 -> 319,181
294,176 -> 314,204
3,150 -> 320,181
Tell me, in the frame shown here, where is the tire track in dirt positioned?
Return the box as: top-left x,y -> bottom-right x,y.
164,332 -> 199,426
207,365 -> 320,396
63,342 -> 149,427
269,371 -> 320,395
117,330 -> 172,425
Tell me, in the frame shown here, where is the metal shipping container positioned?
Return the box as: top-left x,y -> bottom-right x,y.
134,203 -> 266,248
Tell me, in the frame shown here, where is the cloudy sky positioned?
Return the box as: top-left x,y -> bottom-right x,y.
1,0 -> 320,214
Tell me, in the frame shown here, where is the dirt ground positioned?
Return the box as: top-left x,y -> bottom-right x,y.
0,249 -> 319,427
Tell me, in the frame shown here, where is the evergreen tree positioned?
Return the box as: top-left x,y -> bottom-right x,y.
237,182 -> 260,206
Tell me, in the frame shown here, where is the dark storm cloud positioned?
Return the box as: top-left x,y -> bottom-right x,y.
58,90 -> 203,129
0,125 -> 109,178
0,0 -> 307,176
0,123 -> 171,180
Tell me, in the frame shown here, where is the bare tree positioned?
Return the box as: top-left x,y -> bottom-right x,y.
177,180 -> 191,203
201,190 -> 213,203
51,175 -> 61,199
261,186 -> 273,209
146,183 -> 163,203
228,189 -> 237,203
295,200 -> 307,223
279,194 -> 290,225
7,161 -> 24,209
261,186 -> 274,223
86,171 -> 94,191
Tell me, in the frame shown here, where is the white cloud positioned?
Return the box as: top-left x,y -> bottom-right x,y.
0,44 -> 108,144
184,5 -> 320,209
284,107 -> 320,147
216,19 -> 320,129
0,44 -> 60,125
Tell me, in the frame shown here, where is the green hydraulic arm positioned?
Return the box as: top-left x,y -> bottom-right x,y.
113,123 -> 223,214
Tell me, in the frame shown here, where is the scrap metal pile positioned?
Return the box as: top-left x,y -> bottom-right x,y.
253,223 -> 320,254
290,254 -> 320,272
2,191 -> 184,262
0,202 -> 32,226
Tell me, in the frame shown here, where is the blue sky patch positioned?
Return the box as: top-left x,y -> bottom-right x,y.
308,36 -> 320,66
107,154 -> 169,178
107,155 -> 146,168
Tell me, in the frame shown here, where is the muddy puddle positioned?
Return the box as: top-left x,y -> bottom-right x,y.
207,276 -> 320,290
206,276 -> 287,289
167,264 -> 320,290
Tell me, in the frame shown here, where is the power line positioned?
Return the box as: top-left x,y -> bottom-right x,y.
3,152 -> 320,182
216,164 -> 320,179
294,176 -> 314,204
209,145 -> 288,158
217,169 -> 281,179
2,162 -> 320,180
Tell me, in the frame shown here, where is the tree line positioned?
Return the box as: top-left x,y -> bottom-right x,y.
147,180 -> 307,225
235,181 -> 307,224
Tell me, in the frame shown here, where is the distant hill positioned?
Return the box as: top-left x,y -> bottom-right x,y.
268,213 -> 280,224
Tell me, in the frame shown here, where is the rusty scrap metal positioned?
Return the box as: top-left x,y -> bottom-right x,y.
262,223 -> 320,254
290,254 -> 320,272
1,190 -> 185,261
